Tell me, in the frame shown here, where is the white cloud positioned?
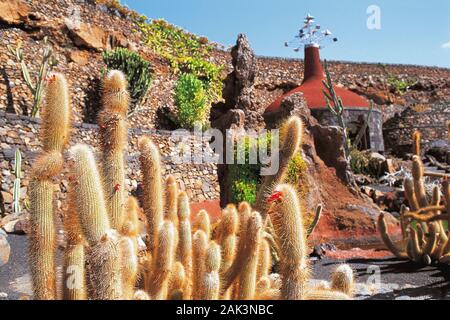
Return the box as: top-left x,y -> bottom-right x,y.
442,42 -> 450,49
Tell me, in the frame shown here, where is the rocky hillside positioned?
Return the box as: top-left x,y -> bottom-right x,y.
1,0 -> 449,129
1,0 -> 448,246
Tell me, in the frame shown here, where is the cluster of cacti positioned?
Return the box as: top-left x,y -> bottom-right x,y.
28,70 -> 354,300
378,131 -> 450,264
7,36 -> 58,117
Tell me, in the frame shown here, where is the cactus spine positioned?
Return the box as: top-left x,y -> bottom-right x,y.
138,136 -> 164,253
69,144 -> 122,300
29,73 -> 70,300
98,70 -> 129,231
268,184 -> 309,300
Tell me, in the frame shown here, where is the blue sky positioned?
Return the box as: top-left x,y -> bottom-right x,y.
124,0 -> 450,68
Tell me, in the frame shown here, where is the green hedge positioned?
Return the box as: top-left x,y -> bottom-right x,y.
174,73 -> 208,129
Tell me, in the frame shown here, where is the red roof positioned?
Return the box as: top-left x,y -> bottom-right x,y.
265,46 -> 369,114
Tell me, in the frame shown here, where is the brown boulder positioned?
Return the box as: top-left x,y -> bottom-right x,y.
0,0 -> 30,25
66,22 -> 107,51
67,50 -> 90,66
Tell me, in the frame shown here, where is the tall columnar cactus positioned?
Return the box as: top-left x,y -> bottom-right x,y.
138,136 -> 164,253
69,144 -> 122,300
120,197 -> 140,299
413,131 -> 421,157
98,70 -> 129,231
149,221 -> 176,300
63,188 -> 86,300
254,116 -> 303,217
222,209 -> 263,294
29,152 -> 63,300
177,191 -> 192,295
237,212 -> 262,300
192,230 -> 208,300
41,73 -> 71,153
165,175 -> 179,225
29,72 -> 70,300
200,242 -> 221,300
268,184 -> 309,300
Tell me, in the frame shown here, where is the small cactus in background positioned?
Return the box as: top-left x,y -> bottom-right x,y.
378,130 -> 450,264
7,36 -> 57,117
12,149 -> 22,215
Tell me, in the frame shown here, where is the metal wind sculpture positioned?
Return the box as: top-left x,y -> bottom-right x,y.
284,14 -> 338,50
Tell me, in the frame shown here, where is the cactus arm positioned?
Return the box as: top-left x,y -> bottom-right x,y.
12,149 -> 22,215
192,230 -> 208,300
377,212 -> 408,259
307,204 -> 322,236
200,242 -> 221,300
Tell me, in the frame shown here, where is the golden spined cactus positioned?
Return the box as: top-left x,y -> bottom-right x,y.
238,211 -> 263,300
403,178 -> 419,211
194,209 -> 211,240
149,221 -> 176,300
200,242 -> 221,300
165,175 -> 179,225
88,230 -> 123,300
69,145 -> 110,244
306,289 -> 350,300
177,192 -> 192,283
222,210 -> 263,294
62,189 -> 86,300
255,116 -> 303,216
138,136 -> 164,253
28,152 -> 63,300
41,73 -> 71,153
330,264 -> 354,297
98,111 -> 127,231
219,207 -> 238,273
98,71 -> 128,231
69,145 -> 122,299
268,184 -> 309,300
412,156 -> 428,208
257,238 -> 272,280
377,212 -> 408,259
101,70 -> 129,116
120,197 -> 140,300
192,230 -> 208,300
169,262 -> 186,300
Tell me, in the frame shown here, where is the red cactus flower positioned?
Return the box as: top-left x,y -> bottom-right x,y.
114,183 -> 120,191
267,191 -> 283,203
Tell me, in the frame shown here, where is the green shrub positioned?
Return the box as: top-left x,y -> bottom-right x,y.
174,73 -> 208,129
387,76 -> 417,94
228,133 -> 272,205
102,48 -> 153,114
349,149 -> 370,175
134,18 -> 224,106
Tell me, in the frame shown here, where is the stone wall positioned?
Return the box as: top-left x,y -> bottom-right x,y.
312,108 -> 385,152
0,111 -> 219,215
383,102 -> 450,155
